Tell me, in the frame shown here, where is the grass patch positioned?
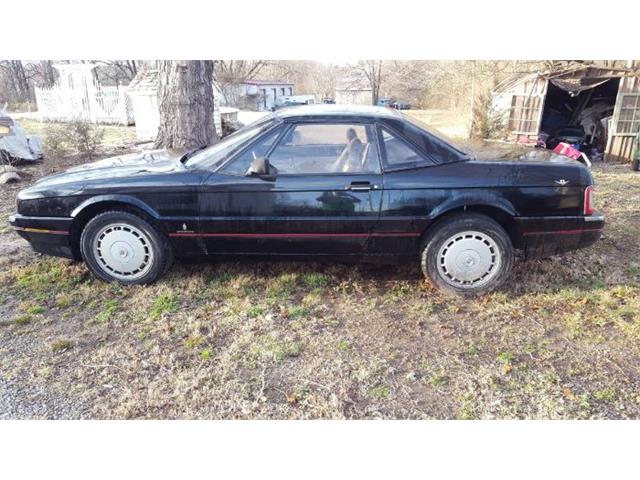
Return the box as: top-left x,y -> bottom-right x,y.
199,348 -> 214,360
14,315 -> 32,325
185,335 -> 204,349
287,305 -> 310,319
150,293 -> 178,320
96,300 -> 119,323
51,339 -> 74,352
300,272 -> 331,288
27,305 -> 46,315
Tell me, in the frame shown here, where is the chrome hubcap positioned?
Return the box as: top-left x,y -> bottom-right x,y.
93,223 -> 153,280
437,230 -> 501,288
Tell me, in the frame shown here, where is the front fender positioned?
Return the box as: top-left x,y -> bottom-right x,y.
70,194 -> 161,219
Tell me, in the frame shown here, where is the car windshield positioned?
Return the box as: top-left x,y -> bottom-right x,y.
185,115 -> 277,168
401,112 -> 470,157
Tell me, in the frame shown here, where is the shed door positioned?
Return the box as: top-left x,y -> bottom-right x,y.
606,89 -> 640,162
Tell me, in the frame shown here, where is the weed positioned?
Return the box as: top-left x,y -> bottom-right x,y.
14,315 -> 31,325
247,305 -> 265,318
498,352 -> 513,364
97,300 -> 119,323
337,340 -> 351,352
185,336 -> 204,349
150,293 -> 178,320
301,272 -> 330,288
593,388 -> 616,402
36,366 -> 54,379
199,349 -> 214,360
27,305 -> 45,315
54,294 -> 73,308
51,339 -> 73,352
287,305 -> 310,319
369,385 -> 391,399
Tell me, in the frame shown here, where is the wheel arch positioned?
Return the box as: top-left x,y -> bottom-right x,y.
423,199 -> 522,250
69,195 -> 161,260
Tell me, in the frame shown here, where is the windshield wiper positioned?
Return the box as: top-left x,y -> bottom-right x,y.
179,145 -> 208,164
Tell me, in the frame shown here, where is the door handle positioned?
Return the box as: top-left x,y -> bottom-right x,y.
347,181 -> 376,191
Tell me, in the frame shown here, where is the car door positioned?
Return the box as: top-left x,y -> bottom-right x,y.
370,125 -> 442,255
198,121 -> 383,256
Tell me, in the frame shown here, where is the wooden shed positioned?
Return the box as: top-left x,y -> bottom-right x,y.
492,63 -> 640,163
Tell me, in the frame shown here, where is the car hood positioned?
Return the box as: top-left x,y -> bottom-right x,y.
32,149 -> 188,187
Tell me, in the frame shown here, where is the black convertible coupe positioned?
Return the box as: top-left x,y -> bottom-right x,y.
10,105 -> 605,295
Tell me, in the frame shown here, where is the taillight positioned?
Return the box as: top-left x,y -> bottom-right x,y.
584,185 -> 594,215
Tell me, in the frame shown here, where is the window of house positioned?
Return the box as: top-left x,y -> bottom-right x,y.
508,95 -> 542,134
380,128 -> 426,168
281,87 -> 285,96
289,87 -> 293,95
615,94 -> 640,134
267,123 -> 380,175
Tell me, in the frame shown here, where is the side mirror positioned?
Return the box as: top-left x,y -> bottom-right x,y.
247,156 -> 277,181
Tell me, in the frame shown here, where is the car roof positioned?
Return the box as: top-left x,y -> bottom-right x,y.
272,104 -> 403,121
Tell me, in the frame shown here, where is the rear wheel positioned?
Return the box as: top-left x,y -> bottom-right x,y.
80,211 -> 173,284
421,213 -> 513,296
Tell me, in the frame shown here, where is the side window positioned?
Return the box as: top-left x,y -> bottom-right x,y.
380,128 -> 426,168
221,127 -> 283,176
267,123 -> 380,175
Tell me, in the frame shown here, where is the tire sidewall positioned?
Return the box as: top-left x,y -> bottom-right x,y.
421,213 -> 513,296
80,211 -> 167,285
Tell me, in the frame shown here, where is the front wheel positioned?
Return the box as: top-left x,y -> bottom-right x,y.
80,210 -> 173,285
420,213 -> 513,296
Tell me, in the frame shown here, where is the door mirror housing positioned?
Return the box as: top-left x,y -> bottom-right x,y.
247,156 -> 277,181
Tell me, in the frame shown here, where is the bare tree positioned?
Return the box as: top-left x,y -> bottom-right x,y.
94,60 -> 140,86
154,60 -> 217,149
0,60 -> 32,104
354,60 -> 384,105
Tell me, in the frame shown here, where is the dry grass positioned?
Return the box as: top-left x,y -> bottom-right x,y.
0,145 -> 639,418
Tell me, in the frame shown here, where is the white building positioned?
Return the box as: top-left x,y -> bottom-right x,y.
335,78 -> 373,106
223,80 -> 295,111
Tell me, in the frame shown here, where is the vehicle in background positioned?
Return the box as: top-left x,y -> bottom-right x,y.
272,95 -> 316,110
11,105 -> 604,296
547,126 -> 586,150
377,98 -> 392,107
390,100 -> 411,110
0,111 -> 43,163
322,98 -> 336,104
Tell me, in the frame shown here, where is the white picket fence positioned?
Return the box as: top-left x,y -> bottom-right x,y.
35,83 -> 134,125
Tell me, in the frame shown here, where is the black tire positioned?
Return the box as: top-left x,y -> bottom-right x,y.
632,157 -> 640,172
80,210 -> 174,285
420,212 -> 513,297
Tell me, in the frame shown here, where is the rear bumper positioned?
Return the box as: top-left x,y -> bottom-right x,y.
9,213 -> 76,259
515,211 -> 605,259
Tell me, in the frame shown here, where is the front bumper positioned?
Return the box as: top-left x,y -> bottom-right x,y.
515,211 -> 605,259
9,213 -> 76,259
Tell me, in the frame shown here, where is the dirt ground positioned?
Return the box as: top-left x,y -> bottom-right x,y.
1,121 -> 639,419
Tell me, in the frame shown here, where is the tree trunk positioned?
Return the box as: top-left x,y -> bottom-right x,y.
42,60 -> 56,87
10,61 -> 32,103
154,60 -> 217,149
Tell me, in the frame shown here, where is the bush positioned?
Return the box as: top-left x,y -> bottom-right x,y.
43,124 -> 70,159
44,121 -> 105,159
470,91 -> 508,140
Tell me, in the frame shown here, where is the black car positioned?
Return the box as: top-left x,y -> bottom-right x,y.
10,105 -> 604,295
